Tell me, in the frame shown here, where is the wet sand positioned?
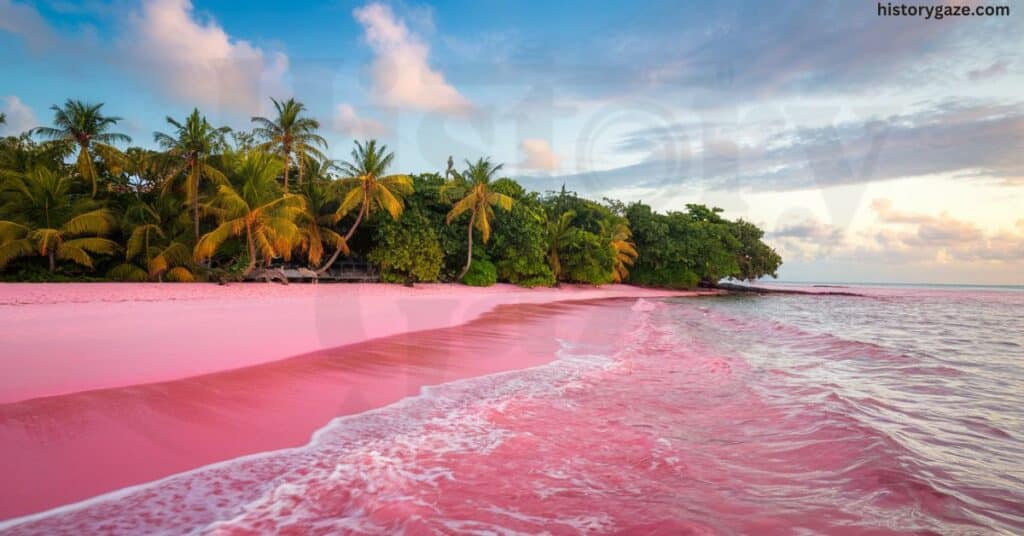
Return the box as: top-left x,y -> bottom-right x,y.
0,284 -> 708,519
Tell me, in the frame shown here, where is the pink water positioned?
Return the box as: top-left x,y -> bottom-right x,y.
2,288 -> 1022,534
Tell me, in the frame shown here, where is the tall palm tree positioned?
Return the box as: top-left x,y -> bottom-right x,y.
0,167 -> 118,272
193,151 -> 304,277
546,210 -> 576,282
317,140 -> 412,274
443,158 -> 514,280
0,113 -> 6,126
251,98 -> 327,192
31,100 -> 131,197
604,220 -> 638,283
153,109 -> 231,241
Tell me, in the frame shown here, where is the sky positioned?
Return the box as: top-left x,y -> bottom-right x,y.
0,0 -> 1021,285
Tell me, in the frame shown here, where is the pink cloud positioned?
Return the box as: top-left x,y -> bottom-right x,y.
519,138 -> 560,172
123,0 -> 289,114
332,104 -> 387,138
353,3 -> 471,114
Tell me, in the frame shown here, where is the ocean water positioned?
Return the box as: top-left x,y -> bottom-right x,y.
2,288 -> 1022,534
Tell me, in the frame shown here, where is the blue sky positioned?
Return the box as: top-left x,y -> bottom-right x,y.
1,0 -> 1022,284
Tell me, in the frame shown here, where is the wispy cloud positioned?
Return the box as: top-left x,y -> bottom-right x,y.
545,101 -> 1024,195
0,0 -> 58,52
353,2 -> 471,113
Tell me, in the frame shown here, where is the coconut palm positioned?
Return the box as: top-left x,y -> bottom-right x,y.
0,113 -> 5,125
604,220 -> 638,282
193,151 -> 305,277
443,158 -> 514,280
31,100 -> 131,197
251,98 -> 327,192
153,109 -> 231,241
546,210 -> 576,282
0,167 -> 118,272
108,198 -> 194,281
294,161 -> 348,267
317,140 -> 412,274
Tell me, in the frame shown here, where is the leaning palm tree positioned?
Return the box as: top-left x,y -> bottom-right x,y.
317,140 -> 412,274
442,157 -> 514,280
153,109 -> 231,241
31,100 -> 131,197
604,220 -> 638,283
546,210 -> 576,282
251,98 -> 327,192
294,164 -> 348,267
193,151 -> 305,277
0,167 -> 118,272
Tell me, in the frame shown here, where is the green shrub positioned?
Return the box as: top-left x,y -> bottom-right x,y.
369,209 -> 444,283
461,257 -> 497,286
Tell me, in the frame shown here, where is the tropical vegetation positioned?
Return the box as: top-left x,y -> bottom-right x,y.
0,98 -> 782,286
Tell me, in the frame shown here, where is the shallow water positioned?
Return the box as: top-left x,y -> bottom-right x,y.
2,288 -> 1022,534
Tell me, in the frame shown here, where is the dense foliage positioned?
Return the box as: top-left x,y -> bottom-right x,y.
0,98 -> 782,287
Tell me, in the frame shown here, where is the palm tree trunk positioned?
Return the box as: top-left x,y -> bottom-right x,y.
283,158 -> 290,193
48,251 -> 56,273
243,223 -> 256,277
191,165 -> 200,241
316,200 -> 366,275
457,209 -> 476,281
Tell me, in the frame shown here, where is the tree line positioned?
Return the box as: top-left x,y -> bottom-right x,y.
0,99 -> 782,286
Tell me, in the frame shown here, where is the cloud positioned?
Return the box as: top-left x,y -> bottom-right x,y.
518,138 -> 559,172
967,60 -> 1010,82
332,103 -> 387,138
0,96 -> 37,135
544,100 -> 1024,195
767,216 -> 846,261
353,2 -> 471,113
0,0 -> 58,52
121,0 -> 289,114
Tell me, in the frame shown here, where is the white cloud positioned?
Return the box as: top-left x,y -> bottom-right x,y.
518,138 -> 560,172
353,2 -> 471,113
122,0 -> 289,114
332,103 -> 387,138
0,95 -> 37,135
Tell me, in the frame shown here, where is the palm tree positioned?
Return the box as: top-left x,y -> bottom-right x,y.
317,140 -> 412,274
0,113 -> 6,126
31,100 -> 131,197
294,162 -> 348,267
604,220 -> 638,282
443,157 -> 514,280
153,109 -> 231,241
193,151 -> 304,277
251,98 -> 327,192
546,210 -> 576,282
0,167 -> 118,272
108,198 -> 194,281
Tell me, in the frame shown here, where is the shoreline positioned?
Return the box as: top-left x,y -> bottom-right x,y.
0,282 -> 714,404
0,295 -> 676,520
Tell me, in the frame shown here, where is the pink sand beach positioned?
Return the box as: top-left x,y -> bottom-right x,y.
0,283 -> 708,519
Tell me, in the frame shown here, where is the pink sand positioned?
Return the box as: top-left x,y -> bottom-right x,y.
0,283 -> 705,404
